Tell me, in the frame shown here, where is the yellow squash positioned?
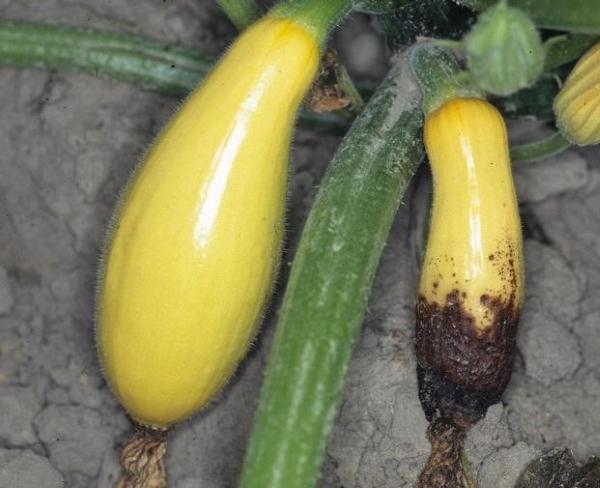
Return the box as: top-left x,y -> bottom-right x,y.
554,40 -> 600,146
420,97 -> 524,326
97,16 -> 320,428
416,97 -> 524,426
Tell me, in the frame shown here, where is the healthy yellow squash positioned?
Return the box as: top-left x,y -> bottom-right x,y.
554,40 -> 600,146
97,15 -> 319,428
417,97 -> 524,426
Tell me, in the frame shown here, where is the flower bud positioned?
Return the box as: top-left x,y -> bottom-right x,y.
465,0 -> 544,96
553,41 -> 600,146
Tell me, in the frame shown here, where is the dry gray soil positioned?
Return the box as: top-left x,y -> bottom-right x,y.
0,1 -> 599,487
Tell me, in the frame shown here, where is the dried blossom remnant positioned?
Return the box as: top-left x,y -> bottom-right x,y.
115,428 -> 168,488
417,418 -> 475,488
306,49 -> 352,113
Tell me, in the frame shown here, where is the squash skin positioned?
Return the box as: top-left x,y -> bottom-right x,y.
554,41 -> 600,146
417,98 -> 524,426
96,16 -> 319,428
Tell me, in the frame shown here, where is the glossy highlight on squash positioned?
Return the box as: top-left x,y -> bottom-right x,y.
96,15 -> 320,428
417,97 -> 524,425
554,41 -> 600,146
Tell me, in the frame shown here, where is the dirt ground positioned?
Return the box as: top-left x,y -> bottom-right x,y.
0,1 -> 599,487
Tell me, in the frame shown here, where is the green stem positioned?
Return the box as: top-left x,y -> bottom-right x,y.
335,62 -> 365,113
456,0 -> 600,34
239,51 -> 424,488
272,0 -> 353,45
216,0 -> 262,30
0,20 -> 210,96
221,0 -> 364,117
431,38 -> 464,51
0,21 -> 348,133
510,131 -> 571,163
410,44 -> 483,115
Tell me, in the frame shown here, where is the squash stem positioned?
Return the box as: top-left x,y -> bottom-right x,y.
410,44 -> 484,115
417,419 -> 476,488
272,0 -> 354,45
510,131 -> 571,164
216,0 -> 262,30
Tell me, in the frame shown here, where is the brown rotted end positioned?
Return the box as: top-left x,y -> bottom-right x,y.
114,424 -> 169,488
415,291 -> 520,429
417,418 -> 476,488
417,364 -> 503,428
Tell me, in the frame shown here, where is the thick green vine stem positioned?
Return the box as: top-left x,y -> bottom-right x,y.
410,44 -> 483,115
0,21 -> 210,96
272,0 -> 353,45
510,131 -> 571,163
216,0 -> 262,30
455,0 -> 600,35
239,51 -> 425,488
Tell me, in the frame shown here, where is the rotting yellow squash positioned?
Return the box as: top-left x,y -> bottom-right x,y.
416,97 -> 524,427
554,41 -> 600,146
96,15 -> 320,428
